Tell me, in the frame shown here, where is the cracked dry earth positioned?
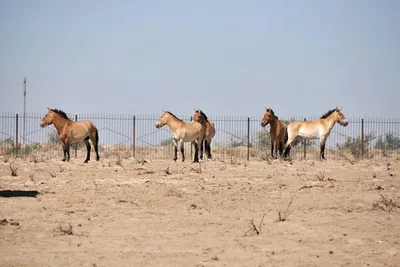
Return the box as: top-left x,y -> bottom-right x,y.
0,156 -> 399,267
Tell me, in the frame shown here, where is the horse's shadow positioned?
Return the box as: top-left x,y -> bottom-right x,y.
0,190 -> 39,198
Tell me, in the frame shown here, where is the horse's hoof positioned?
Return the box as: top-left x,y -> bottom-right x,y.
84,160 -> 89,163
62,159 -> 66,162
96,157 -> 100,161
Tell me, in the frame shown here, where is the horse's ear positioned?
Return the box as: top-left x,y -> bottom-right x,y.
47,107 -> 51,112
339,106 -> 343,111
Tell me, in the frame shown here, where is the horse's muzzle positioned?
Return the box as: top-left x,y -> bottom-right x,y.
39,122 -> 46,128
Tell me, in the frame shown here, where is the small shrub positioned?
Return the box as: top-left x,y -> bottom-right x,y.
247,213 -> 266,235
9,163 -> 18,176
372,194 -> 399,212
277,196 -> 295,222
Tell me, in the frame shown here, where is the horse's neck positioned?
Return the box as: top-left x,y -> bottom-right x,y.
270,119 -> 278,132
53,117 -> 70,132
166,117 -> 183,131
324,116 -> 337,130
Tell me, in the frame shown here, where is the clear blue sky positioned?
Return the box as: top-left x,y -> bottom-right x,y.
1,0 -> 399,118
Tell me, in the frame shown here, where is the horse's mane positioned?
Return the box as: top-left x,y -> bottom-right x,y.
51,109 -> 71,120
266,108 -> 278,120
166,111 -> 183,122
320,108 -> 338,119
196,109 -> 209,122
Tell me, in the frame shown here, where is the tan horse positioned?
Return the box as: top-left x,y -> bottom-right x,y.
192,109 -> 216,160
260,108 -> 288,158
155,110 -> 204,162
283,107 -> 348,160
40,108 -> 100,163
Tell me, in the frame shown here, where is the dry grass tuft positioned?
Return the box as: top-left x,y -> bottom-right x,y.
316,170 -> 326,181
164,166 -> 172,175
58,223 -> 73,235
9,163 -> 18,176
372,193 -> 399,212
247,213 -> 266,235
190,164 -> 202,174
277,196 -> 296,222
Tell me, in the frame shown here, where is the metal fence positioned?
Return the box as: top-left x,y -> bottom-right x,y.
1,112 -> 399,161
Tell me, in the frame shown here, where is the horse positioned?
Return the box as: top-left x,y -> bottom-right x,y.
283,107 -> 348,160
260,108 -> 288,158
155,110 -> 204,162
192,109 -> 216,160
40,108 -> 100,163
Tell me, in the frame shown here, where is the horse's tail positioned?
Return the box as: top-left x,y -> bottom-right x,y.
95,128 -> 99,145
284,126 -> 289,145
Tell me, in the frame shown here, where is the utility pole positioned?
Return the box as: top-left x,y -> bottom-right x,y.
22,77 -> 27,144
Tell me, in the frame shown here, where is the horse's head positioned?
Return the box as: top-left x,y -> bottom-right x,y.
39,108 -> 55,128
193,109 -> 207,124
335,108 -> 348,126
155,110 -> 169,129
261,108 -> 277,127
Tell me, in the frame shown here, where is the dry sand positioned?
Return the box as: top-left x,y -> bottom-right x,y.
1,156 -> 399,267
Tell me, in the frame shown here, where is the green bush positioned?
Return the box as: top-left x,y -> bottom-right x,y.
375,133 -> 400,150
337,133 -> 375,158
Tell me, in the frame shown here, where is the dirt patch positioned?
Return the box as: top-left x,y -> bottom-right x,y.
1,156 -> 399,266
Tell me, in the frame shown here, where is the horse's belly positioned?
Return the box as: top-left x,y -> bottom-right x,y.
298,130 -> 319,140
69,132 -> 88,142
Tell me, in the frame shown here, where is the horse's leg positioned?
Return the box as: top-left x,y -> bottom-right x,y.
172,138 -> 178,161
278,141 -> 284,157
320,137 -> 327,160
84,137 -> 91,163
192,140 -> 199,163
206,139 -> 212,159
274,140 -> 279,158
62,141 -> 68,162
91,129 -> 100,161
65,138 -> 71,162
180,140 -> 185,162
199,140 -> 204,160
283,136 -> 296,158
270,140 -> 275,158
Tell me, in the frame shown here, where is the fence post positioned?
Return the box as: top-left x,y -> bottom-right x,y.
132,115 -> 136,158
303,118 -> 307,159
15,113 -> 19,155
247,117 -> 250,161
361,118 -> 364,159
190,116 -> 193,159
75,114 -> 78,158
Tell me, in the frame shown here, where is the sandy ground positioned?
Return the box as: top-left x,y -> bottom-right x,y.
0,155 -> 399,267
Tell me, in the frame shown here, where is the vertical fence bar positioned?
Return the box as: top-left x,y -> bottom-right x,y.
247,117 -> 250,160
15,114 -> 19,155
75,114 -> 78,158
190,116 -> 193,160
132,115 -> 136,158
361,118 -> 364,159
303,118 -> 306,159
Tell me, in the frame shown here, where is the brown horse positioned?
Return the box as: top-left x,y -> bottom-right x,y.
192,109 -> 216,160
283,107 -> 348,160
155,110 -> 204,162
260,108 -> 288,158
40,108 -> 100,163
